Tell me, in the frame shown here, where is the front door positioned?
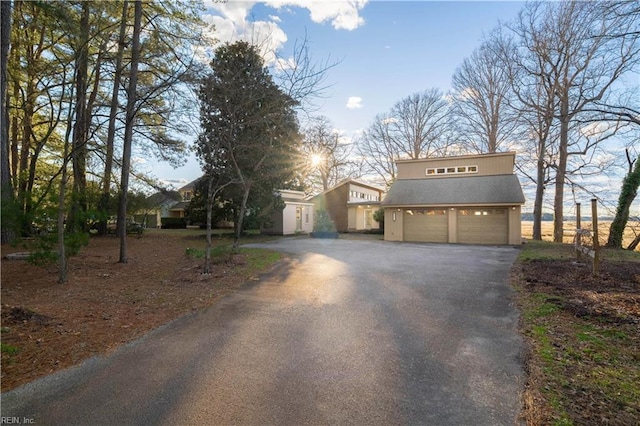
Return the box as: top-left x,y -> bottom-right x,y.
296,207 -> 303,232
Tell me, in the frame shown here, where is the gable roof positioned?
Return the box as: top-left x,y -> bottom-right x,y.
178,177 -> 202,192
146,190 -> 182,207
381,175 -> 525,207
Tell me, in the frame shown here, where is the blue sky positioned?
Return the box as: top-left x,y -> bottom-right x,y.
151,0 -> 526,189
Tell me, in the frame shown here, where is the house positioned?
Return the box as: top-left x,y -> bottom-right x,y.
261,190 -> 314,235
381,151 -> 525,245
137,179 -> 199,228
167,179 -> 199,219
311,179 -> 385,232
134,190 -> 182,228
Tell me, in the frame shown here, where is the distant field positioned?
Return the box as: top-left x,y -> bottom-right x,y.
521,220 -> 639,250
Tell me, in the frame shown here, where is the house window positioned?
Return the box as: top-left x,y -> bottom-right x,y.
306,213 -> 309,223
426,165 -> 479,176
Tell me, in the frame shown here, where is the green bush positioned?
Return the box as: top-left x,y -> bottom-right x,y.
373,208 -> 385,227
313,209 -> 337,233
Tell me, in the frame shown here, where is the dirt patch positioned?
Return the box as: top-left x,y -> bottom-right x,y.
1,231 -> 277,392
514,257 -> 640,425
518,259 -> 640,322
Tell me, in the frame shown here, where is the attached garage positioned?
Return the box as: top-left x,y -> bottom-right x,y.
404,209 -> 448,243
381,152 -> 526,245
457,208 -> 508,245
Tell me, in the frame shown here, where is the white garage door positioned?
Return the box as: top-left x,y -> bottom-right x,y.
457,208 -> 508,244
404,209 -> 448,243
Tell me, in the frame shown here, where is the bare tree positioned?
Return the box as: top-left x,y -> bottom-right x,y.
301,115 -> 358,192
356,114 -> 398,189
511,1 -> 640,242
272,34 -> 341,116
451,31 -> 521,153
357,89 -> 451,187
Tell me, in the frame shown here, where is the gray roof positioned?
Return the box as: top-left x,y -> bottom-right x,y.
381,175 -> 525,207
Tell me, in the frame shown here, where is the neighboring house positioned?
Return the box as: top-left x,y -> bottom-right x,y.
262,190 -> 314,235
381,151 -> 525,245
167,179 -> 200,219
311,179 -> 385,232
137,179 -> 199,228
135,190 -> 182,228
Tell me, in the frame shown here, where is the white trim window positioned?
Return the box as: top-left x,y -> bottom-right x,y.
425,165 -> 478,176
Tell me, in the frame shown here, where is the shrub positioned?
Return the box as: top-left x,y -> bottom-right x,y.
161,217 -> 187,229
373,208 -> 385,227
313,209 -> 337,233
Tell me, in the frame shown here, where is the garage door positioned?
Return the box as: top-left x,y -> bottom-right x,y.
457,208 -> 508,244
404,209 -> 448,243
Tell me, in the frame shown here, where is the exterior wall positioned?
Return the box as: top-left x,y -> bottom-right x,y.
264,202 -> 313,235
508,205 -> 522,245
281,202 -> 314,235
348,207 -> 357,231
313,181 -> 384,233
313,185 -> 349,232
348,183 -> 381,202
348,206 -> 381,231
397,152 -> 516,180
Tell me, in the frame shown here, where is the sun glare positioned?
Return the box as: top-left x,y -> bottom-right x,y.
310,153 -> 324,168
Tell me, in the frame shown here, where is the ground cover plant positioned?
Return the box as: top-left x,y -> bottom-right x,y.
512,240 -> 640,425
0,229 -> 281,392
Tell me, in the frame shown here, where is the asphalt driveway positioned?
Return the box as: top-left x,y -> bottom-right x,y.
1,238 -> 523,425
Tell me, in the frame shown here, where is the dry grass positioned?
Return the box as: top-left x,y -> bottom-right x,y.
521,220 -> 639,250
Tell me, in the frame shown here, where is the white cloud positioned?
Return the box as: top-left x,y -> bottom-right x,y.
346,96 -> 363,109
274,56 -> 297,72
265,0 -> 368,31
200,1 -> 368,66
200,13 -> 288,66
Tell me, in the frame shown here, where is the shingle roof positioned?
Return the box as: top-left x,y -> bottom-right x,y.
380,175 -> 525,207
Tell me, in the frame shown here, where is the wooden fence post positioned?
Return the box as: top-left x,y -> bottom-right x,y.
591,199 -> 599,275
576,203 -> 582,261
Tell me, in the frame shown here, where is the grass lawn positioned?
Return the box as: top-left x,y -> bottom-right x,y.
512,240 -> 640,425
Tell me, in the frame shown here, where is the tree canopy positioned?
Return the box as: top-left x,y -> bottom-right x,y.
197,41 -> 301,249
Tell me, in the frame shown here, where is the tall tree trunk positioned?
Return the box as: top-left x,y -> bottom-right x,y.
553,95 -> 569,243
204,176 -> 215,274
57,126 -> 72,284
233,186 -> 251,251
69,2 -> 90,233
57,69 -> 77,284
118,0 -> 142,263
606,150 -> 639,249
532,154 -> 546,241
8,1 -> 20,189
99,0 -> 128,235
1,0 -> 14,243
